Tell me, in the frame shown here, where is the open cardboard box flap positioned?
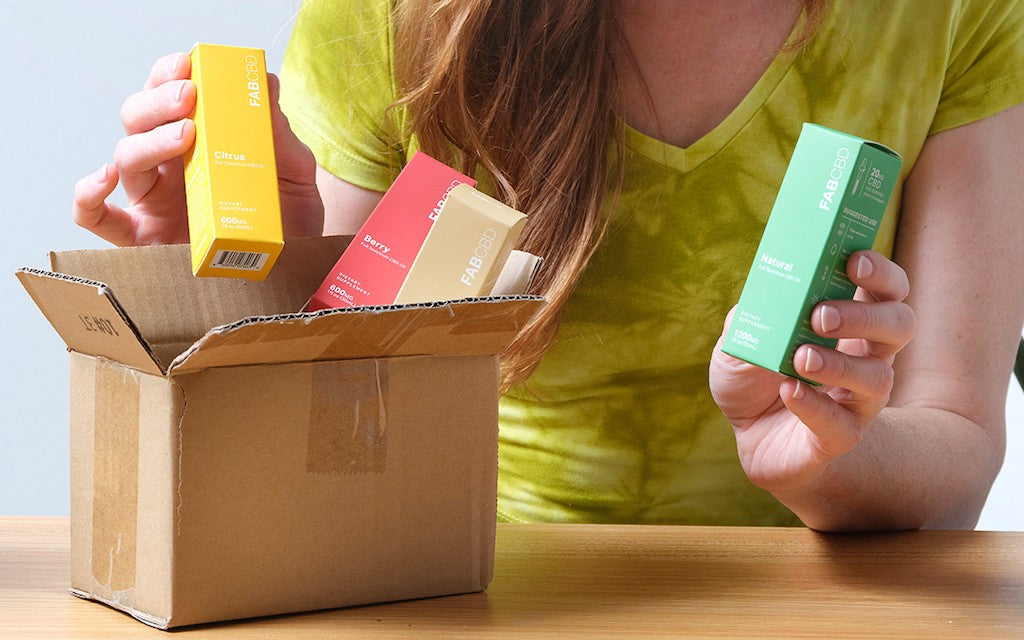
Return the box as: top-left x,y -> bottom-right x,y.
17,235 -> 544,375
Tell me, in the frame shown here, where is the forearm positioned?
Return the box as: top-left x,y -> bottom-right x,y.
774,405 -> 1004,531
775,105 -> 1023,532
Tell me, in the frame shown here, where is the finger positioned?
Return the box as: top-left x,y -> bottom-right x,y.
266,73 -> 325,237
711,306 -> 788,425
267,73 -> 316,180
143,52 -> 191,91
268,75 -> 301,170
268,73 -> 286,137
779,379 -> 865,460
112,119 -> 195,204
716,306 -> 783,380
812,300 -> 916,359
847,250 -> 910,302
73,164 -> 138,246
120,79 -> 195,135
793,344 -> 894,408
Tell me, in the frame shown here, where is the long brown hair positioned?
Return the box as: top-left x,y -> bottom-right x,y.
393,0 -> 827,390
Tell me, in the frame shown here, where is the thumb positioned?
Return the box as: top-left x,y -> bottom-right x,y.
709,306 -> 786,427
267,73 -> 318,183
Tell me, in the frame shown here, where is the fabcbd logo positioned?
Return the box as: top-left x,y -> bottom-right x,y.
460,229 -> 498,287
244,55 -> 262,107
818,147 -> 850,212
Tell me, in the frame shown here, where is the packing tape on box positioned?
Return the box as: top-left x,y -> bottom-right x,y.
91,359 -> 142,592
371,308 -> 428,357
307,359 -> 389,474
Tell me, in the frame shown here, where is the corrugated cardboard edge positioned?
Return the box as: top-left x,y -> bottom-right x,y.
167,295 -> 545,375
16,268 -> 164,375
69,588 -> 170,630
213,294 -> 539,332
19,260 -> 543,377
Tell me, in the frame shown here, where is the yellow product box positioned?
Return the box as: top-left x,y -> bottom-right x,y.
183,43 -> 283,280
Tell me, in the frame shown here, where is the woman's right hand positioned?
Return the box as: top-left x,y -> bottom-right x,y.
73,51 -> 324,246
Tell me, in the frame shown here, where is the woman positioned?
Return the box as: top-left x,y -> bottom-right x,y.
73,0 -> 1024,530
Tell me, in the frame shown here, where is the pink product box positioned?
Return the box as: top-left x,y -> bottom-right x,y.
307,152 -> 476,311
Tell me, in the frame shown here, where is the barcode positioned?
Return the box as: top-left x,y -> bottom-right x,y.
210,250 -> 269,271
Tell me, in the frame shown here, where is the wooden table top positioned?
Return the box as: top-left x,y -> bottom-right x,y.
1,517 -> 1022,638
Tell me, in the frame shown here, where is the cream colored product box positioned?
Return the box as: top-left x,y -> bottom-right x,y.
394,184 -> 528,305
183,43 -> 283,281
16,236 -> 544,629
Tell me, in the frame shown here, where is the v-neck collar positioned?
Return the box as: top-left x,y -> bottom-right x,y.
622,7 -> 818,174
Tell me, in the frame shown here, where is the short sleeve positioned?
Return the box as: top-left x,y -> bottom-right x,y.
930,0 -> 1024,134
279,0 -> 405,192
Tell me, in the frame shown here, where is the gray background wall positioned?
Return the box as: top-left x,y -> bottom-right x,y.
1,0 -> 1021,530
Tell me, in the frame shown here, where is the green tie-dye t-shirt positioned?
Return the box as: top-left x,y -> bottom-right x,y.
281,0 -> 1024,525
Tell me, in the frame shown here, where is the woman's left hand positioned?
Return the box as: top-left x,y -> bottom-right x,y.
709,250 -> 917,494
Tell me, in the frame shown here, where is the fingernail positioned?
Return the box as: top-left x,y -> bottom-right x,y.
819,305 -> 841,334
167,53 -> 184,75
856,255 -> 874,281
173,80 -> 186,102
92,164 -> 109,184
791,381 -> 805,400
172,120 -> 186,140
804,348 -> 824,373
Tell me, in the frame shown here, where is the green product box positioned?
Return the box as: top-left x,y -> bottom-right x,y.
723,123 -> 902,381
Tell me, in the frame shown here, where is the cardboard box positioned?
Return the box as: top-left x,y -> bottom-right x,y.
16,235 -> 542,629
183,43 -> 283,281
723,123 -> 902,380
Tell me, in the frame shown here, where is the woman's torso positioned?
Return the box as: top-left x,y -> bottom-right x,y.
278,0 -> 1024,525
497,1 -> 959,525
